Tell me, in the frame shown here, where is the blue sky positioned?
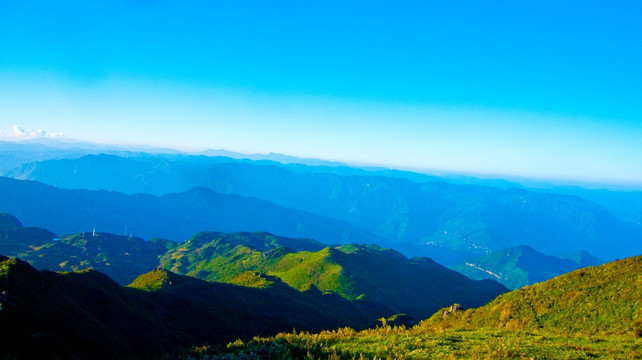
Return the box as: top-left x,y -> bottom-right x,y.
0,1 -> 641,185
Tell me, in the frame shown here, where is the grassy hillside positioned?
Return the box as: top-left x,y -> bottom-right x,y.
184,255 -> 642,359
160,232 -> 508,320
433,254 -> 642,335
0,215 -> 177,285
450,245 -> 592,289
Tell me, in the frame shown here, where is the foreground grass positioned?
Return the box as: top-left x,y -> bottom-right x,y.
184,325 -> 641,359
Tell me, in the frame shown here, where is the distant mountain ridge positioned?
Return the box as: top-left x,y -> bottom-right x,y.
556,249 -> 604,268
0,176 -> 381,245
4,154 -> 641,263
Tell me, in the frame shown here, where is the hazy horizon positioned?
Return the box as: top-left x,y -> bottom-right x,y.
1,1 -> 640,186
2,136 -> 641,191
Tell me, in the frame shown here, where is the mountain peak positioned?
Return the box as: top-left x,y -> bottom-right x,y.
128,268 -> 195,291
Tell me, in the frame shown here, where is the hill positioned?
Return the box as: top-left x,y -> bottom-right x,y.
6,154 -> 641,264
0,213 -> 176,284
0,213 -> 24,230
159,232 -> 508,320
0,214 -> 334,285
0,176 -> 381,245
0,215 -> 505,319
13,232 -> 176,284
450,245 -> 601,289
188,255 -> 642,359
0,255 -> 390,360
0,216 -> 506,323
429,255 -> 642,335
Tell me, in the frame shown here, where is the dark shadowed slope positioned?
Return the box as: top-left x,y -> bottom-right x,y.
0,255 -> 390,360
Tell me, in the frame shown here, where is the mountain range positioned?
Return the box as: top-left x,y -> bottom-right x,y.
4,152 -> 642,264
0,213 -> 507,321
157,231 -> 507,319
0,176 -> 380,246
1,137 -> 641,359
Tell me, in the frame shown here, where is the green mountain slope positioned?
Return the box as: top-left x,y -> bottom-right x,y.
0,215 -> 176,284
0,214 -> 506,312
159,232 -> 508,319
0,255 -> 390,360
450,245 -> 596,289
17,232 -> 177,284
433,255 -> 642,335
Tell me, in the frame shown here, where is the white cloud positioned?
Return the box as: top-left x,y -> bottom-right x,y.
12,125 -> 63,138
12,125 -> 26,137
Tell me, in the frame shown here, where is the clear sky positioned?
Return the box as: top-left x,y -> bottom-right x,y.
1,1 -> 641,186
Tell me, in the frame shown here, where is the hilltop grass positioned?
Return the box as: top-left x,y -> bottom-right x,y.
128,268 -> 174,291
185,327 -> 641,359
159,234 -> 355,295
269,248 -> 354,296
